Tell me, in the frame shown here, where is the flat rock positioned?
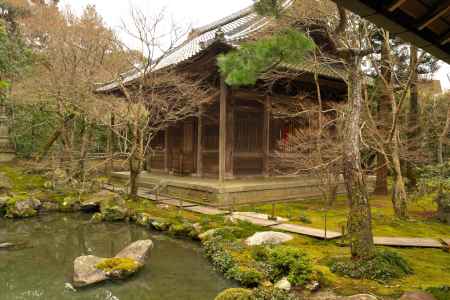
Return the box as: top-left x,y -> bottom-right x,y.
115,240 -> 153,265
399,292 -> 436,300
184,205 -> 227,215
73,255 -> 107,288
245,231 -> 293,246
274,277 -> 291,291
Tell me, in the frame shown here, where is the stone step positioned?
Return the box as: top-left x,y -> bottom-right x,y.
158,198 -> 198,208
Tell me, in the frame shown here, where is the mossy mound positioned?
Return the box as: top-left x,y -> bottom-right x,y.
58,196 -> 81,212
214,288 -> 254,300
95,257 -> 140,278
4,194 -> 39,218
329,250 -> 413,283
426,285 -> 450,300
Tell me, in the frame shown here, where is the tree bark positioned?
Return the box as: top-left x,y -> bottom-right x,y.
343,57 -> 375,260
129,125 -> 143,199
438,107 -> 450,165
374,34 -> 391,195
406,45 -> 419,191
391,128 -> 408,219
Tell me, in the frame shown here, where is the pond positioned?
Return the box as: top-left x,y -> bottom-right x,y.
0,213 -> 233,300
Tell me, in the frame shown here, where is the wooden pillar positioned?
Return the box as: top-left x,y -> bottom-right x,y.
164,127 -> 171,173
262,95 -> 271,177
219,77 -> 234,181
196,107 -> 204,177
226,92 -> 234,179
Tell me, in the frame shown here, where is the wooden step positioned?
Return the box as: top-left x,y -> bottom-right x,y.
184,206 -> 228,215
373,237 -> 443,248
271,223 -> 342,240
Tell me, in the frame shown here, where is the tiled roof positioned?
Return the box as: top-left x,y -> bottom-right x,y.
97,0 -> 344,93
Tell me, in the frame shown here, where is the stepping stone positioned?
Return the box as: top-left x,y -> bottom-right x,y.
373,237 -> 443,248
159,198 -> 197,208
271,223 -> 342,240
441,239 -> 450,247
136,191 -> 170,201
231,213 -> 280,227
234,212 -> 288,222
184,206 -> 228,215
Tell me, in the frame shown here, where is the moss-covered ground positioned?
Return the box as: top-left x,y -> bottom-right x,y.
1,163 -> 449,298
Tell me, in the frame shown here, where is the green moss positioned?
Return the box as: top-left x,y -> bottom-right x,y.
214,288 -> 254,300
329,250 -> 413,283
95,258 -> 139,274
425,286 -> 450,300
0,165 -> 45,193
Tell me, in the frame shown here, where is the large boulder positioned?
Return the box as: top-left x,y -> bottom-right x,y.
0,173 -> 12,194
73,239 -> 153,288
245,231 -> 293,246
82,190 -> 120,213
115,240 -> 153,265
73,255 -> 108,287
399,292 -> 436,300
101,205 -> 128,221
274,277 -> 291,291
5,196 -> 40,218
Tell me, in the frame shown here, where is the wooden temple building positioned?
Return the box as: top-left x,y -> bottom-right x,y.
98,3 -> 372,206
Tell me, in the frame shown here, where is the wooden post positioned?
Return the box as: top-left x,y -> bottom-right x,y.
262,94 -> 271,177
196,107 -> 204,177
219,77 -> 228,182
164,128 -> 169,173
226,93 -> 234,179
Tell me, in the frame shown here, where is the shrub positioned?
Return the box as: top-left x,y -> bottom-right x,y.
329,250 -> 413,282
214,288 -> 254,300
426,286 -> 450,300
252,245 -> 313,286
203,237 -> 236,274
252,287 -> 300,300
226,266 -> 264,287
168,222 -> 194,237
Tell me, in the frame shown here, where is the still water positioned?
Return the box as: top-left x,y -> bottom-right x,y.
0,213 -> 233,300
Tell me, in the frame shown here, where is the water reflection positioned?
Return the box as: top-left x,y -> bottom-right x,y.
0,213 -> 233,300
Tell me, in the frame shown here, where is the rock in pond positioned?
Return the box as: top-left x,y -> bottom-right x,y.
73,239 -> 153,288
41,201 -> 59,212
115,239 -> 153,265
5,197 -> 40,218
101,205 -> 128,221
399,292 -> 437,300
73,255 -> 108,287
245,231 -> 293,246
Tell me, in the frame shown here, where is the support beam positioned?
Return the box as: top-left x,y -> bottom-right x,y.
441,30 -> 450,45
196,107 -> 204,177
219,77 -> 234,181
226,91 -> 234,179
417,1 -> 450,31
219,77 -> 228,182
262,95 -> 271,177
387,0 -> 407,12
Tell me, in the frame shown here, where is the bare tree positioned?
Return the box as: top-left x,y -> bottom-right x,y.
103,7 -> 213,199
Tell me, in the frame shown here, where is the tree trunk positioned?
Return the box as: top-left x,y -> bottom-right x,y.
438,107 -> 450,165
106,114 -> 115,182
77,120 -> 92,182
344,58 -> 375,260
129,125 -> 143,199
406,45 -> 419,191
374,35 -> 392,195
391,129 -> 408,219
